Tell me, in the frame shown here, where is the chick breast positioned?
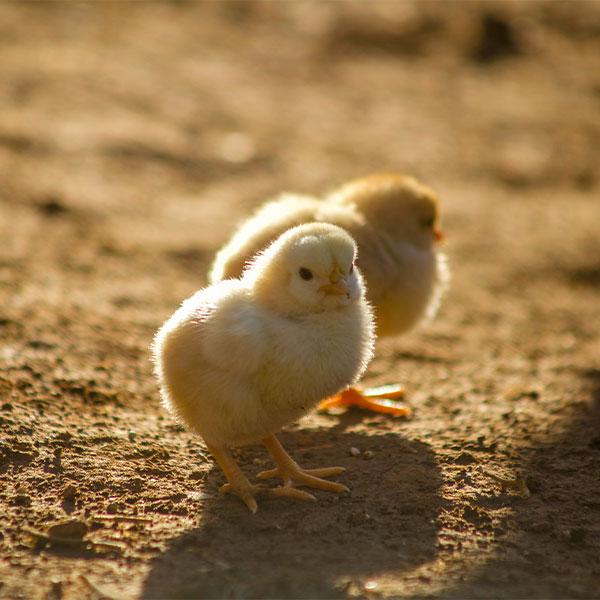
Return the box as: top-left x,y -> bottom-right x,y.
153,278 -> 374,448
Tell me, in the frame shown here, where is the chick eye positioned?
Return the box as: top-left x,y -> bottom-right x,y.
298,267 -> 313,281
421,217 -> 435,228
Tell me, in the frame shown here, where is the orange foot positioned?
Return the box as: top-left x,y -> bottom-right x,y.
258,435 -> 349,499
317,384 -> 411,417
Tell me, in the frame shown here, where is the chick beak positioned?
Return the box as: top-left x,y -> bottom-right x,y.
319,268 -> 350,296
434,226 -> 445,243
319,280 -> 350,296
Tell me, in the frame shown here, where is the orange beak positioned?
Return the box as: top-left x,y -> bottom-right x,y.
434,226 -> 444,243
319,280 -> 349,296
320,265 -> 350,296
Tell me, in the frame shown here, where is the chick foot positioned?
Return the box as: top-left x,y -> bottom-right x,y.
207,443 -> 262,513
317,384 -> 411,417
219,480 -> 317,503
259,435 -> 349,496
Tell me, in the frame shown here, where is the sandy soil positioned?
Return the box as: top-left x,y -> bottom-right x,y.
1,2 -> 600,598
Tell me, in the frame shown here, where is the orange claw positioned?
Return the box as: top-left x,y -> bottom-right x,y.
318,385 -> 411,417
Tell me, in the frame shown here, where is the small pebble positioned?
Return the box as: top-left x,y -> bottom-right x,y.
48,519 -> 88,540
363,450 -> 374,460
567,527 -> 586,544
349,447 -> 361,457
348,510 -> 371,525
13,494 -> 32,507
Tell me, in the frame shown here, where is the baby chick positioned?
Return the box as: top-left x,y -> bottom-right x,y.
152,223 -> 374,512
209,174 -> 449,414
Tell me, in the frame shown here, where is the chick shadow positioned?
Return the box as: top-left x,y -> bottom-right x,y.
439,367 -> 600,599
142,420 -> 445,599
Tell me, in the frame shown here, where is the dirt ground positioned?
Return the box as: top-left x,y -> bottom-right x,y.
1,2 -> 600,598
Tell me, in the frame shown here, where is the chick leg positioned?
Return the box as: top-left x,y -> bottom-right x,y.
317,384 -> 411,417
257,435 -> 349,498
206,443 -> 263,513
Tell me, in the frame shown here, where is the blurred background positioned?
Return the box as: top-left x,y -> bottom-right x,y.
1,1 -> 599,317
1,2 -> 599,599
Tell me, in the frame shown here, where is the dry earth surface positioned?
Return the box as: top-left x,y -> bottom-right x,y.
1,2 -> 600,599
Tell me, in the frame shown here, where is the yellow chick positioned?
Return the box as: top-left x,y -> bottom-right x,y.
209,174 -> 449,414
152,223 -> 374,512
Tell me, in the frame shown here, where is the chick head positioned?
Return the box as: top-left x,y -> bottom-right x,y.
331,173 -> 444,250
246,223 -> 363,316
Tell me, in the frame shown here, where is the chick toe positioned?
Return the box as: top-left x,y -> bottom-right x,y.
219,482 -> 260,514
268,487 -> 317,502
257,465 -> 345,479
260,435 -> 350,495
291,470 -> 349,494
302,466 -> 346,478
257,466 -> 349,494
